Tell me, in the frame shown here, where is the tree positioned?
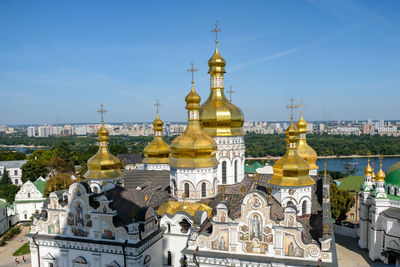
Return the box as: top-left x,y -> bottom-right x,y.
0,168 -> 12,189
330,180 -> 355,223
44,173 -> 76,197
0,184 -> 20,203
21,159 -> 49,183
28,149 -> 55,161
47,157 -> 74,173
55,141 -> 74,163
109,144 -> 128,155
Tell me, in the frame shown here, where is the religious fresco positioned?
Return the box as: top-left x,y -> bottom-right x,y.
72,227 -> 89,237
102,229 -> 116,240
75,203 -> 85,226
251,197 -> 261,209
244,239 -> 268,254
47,214 -> 60,234
67,212 -> 74,225
211,228 -> 229,251
249,213 -> 262,241
284,234 -> 304,257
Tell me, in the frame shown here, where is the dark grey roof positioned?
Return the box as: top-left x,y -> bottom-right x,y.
383,207 -> 400,219
117,154 -> 143,165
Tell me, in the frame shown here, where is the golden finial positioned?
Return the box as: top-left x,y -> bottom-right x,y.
286,98 -> 298,121
186,62 -> 198,84
228,86 -> 235,103
145,194 -> 148,202
240,185 -> 246,198
220,186 -> 226,199
299,99 -> 306,116
211,20 -> 221,45
97,104 -> 107,124
154,99 -> 161,114
254,173 -> 260,186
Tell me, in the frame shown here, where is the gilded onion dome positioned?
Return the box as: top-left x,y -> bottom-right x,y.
376,163 -> 386,182
200,40 -> 245,137
296,112 -> 318,170
170,82 -> 218,168
156,200 -> 213,218
143,113 -> 170,164
371,171 -> 376,182
364,158 -> 374,177
268,117 -> 315,187
84,121 -> 123,179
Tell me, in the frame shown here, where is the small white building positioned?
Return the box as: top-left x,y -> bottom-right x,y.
14,177 -> 46,222
0,160 -> 27,185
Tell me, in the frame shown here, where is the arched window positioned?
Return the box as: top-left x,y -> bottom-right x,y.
302,200 -> 307,215
27,193 -> 30,198
287,201 -> 293,207
167,223 -> 171,233
144,255 -> 151,267
394,187 -> 398,196
179,219 -> 191,233
234,160 -> 238,183
167,251 -> 172,265
184,183 -> 189,198
222,161 -> 227,184
201,182 -> 206,198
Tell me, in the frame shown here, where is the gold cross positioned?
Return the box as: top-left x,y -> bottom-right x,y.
212,21 -> 221,43
154,99 -> 161,114
299,99 -> 306,115
228,86 -> 235,103
97,104 -> 107,123
379,155 -> 384,168
187,62 -> 198,83
286,98 -> 298,120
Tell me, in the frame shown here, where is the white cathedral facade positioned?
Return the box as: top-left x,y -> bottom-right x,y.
28,26 -> 337,267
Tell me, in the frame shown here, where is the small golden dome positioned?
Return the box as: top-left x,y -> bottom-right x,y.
143,113 -> 170,164
364,158 -> 374,177
296,112 -> 318,170
156,200 -> 213,218
200,43 -> 245,137
170,83 -> 218,169
376,163 -> 386,182
371,171 -> 376,182
84,122 -> 123,179
268,118 -> 315,187
208,45 -> 226,76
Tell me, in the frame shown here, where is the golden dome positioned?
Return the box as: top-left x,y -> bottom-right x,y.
156,200 -> 213,218
170,83 -> 218,169
268,118 -> 315,187
364,158 -> 374,177
84,122 -> 123,179
143,113 -> 170,164
296,112 -> 318,170
376,163 -> 386,182
200,43 -> 244,137
371,171 -> 376,182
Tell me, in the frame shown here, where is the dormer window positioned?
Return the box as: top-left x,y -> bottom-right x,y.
28,193 -> 30,198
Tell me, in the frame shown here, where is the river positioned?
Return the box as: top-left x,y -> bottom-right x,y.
316,157 -> 400,176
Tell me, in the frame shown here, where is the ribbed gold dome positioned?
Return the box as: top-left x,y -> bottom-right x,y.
376,163 -> 386,182
170,83 -> 218,169
268,118 -> 315,187
143,113 -> 170,164
84,123 -> 123,179
364,158 -> 374,177
200,43 -> 245,137
296,112 -> 318,170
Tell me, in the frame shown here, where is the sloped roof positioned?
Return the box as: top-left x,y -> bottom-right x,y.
34,178 -> 46,195
338,176 -> 364,193
0,160 -> 27,168
245,162 -> 264,173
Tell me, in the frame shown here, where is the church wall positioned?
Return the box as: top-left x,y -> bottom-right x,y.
145,163 -> 170,171
14,201 -> 44,221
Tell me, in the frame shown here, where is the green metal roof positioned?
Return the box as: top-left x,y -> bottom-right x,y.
385,169 -> 400,187
33,178 -> 46,195
245,162 -> 264,173
338,176 -> 364,193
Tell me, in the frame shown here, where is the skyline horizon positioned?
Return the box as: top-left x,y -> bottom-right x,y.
0,1 -> 399,124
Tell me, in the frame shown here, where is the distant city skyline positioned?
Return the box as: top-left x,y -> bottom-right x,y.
0,1 -> 399,124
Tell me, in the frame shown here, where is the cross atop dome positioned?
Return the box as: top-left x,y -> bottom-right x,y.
286,98 -> 298,120
187,62 -> 198,84
228,86 -> 235,103
97,104 -> 107,123
299,99 -> 306,115
212,21 -> 221,44
154,99 -> 161,114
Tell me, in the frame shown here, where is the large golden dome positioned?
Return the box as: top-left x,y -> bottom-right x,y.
143,113 -> 170,164
268,117 -> 315,187
84,122 -> 123,179
296,112 -> 318,171
200,43 -> 245,137
376,162 -> 386,182
170,82 -> 218,169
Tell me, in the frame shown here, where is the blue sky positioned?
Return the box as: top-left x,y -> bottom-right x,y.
0,0 -> 399,125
